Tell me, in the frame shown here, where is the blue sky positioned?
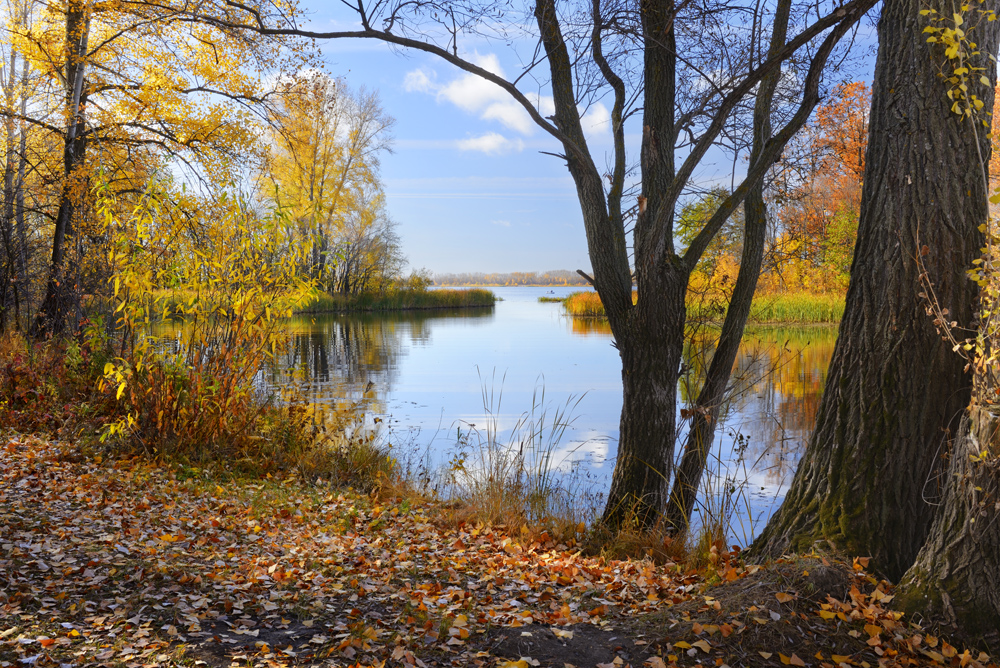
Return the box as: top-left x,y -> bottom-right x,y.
301,5 -> 876,276
316,37 -> 602,276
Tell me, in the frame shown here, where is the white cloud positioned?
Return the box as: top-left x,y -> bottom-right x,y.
581,102 -> 611,135
403,54 -> 549,136
403,68 -> 436,94
456,132 -> 525,155
491,219 -> 511,227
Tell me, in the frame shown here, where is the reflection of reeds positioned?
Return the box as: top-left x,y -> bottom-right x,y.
570,318 -> 613,337
676,325 -> 838,548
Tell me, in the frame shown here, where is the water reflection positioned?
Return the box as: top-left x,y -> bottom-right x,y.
570,317 -> 613,337
270,309 -> 495,413
263,302 -> 835,491
717,327 -> 837,485
151,289 -> 837,532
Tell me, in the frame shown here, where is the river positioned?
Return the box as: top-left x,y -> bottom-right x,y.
254,286 -> 837,542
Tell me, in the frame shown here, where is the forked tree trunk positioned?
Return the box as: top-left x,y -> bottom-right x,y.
664,0 -> 790,531
750,0 -> 998,581
896,410 -> 1000,651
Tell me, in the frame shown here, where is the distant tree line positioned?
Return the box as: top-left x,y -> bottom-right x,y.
432,270 -> 591,287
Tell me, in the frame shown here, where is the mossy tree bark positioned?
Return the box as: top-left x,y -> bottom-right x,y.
750,0 -> 998,581
897,411 -> 1000,651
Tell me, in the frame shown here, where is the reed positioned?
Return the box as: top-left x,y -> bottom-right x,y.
562,290 -> 844,324
295,288 -> 496,313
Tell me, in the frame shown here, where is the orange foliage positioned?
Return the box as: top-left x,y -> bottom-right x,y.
764,82 -> 870,295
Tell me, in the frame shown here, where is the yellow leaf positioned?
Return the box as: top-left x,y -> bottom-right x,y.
759,652 -> 773,660
779,653 -> 791,665
692,640 -> 711,653
831,655 -> 852,664
924,650 -> 944,663
673,641 -> 692,649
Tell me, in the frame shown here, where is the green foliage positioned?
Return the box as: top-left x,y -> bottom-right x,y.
676,188 -> 744,273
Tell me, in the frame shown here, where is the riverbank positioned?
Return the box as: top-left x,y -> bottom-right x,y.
556,291 -> 845,324
1,433 -> 990,668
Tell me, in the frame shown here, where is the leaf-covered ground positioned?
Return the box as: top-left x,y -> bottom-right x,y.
0,435 -> 994,668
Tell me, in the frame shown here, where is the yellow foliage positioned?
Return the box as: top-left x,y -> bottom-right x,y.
94,181 -> 314,452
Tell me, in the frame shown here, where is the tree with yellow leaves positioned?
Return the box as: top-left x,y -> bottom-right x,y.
263,71 -> 399,294
0,0 -> 311,335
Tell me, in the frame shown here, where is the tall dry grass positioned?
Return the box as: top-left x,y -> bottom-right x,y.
562,289 -> 844,323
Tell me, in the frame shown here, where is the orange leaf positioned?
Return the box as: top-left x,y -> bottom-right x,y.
790,654 -> 806,667
775,592 -> 795,603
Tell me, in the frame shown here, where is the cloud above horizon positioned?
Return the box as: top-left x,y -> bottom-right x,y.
404,54 -> 612,149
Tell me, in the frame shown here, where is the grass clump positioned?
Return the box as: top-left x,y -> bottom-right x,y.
688,291 -> 845,324
563,290 -> 613,316
431,378 -> 600,544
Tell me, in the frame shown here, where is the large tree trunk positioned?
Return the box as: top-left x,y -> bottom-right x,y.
896,410 -> 1000,650
751,0 -> 998,581
663,0 -> 790,531
603,268 -> 687,528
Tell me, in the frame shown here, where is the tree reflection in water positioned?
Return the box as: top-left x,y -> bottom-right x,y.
571,317 -> 837,488
269,309 -> 495,430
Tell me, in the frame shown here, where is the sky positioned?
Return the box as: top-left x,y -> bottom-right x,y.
314,37 -> 603,276
296,4 -> 877,276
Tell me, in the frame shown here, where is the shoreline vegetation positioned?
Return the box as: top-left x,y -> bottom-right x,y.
152,287 -> 497,318
549,290 -> 845,324
294,287 -> 496,314
432,270 -> 590,287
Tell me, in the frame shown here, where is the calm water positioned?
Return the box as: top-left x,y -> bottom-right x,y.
264,287 -> 837,538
